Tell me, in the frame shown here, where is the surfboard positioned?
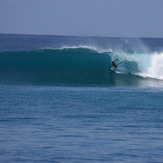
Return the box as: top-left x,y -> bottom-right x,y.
111,66 -> 116,70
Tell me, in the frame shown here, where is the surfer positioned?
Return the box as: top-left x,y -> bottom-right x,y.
111,61 -> 117,69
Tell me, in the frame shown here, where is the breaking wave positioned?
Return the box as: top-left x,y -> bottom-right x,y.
0,46 -> 163,87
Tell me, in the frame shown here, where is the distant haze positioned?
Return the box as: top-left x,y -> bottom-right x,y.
0,0 -> 163,38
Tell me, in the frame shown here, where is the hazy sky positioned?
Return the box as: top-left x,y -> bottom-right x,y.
0,0 -> 163,37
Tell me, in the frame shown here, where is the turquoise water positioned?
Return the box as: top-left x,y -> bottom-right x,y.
0,34 -> 163,162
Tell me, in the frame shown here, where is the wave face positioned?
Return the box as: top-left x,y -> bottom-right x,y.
0,46 -> 163,87
0,48 -> 110,85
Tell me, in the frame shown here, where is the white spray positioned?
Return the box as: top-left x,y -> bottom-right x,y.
141,52 -> 163,80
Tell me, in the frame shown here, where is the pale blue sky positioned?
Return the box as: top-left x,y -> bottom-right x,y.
0,0 -> 163,37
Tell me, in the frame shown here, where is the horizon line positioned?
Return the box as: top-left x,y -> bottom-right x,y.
0,32 -> 163,39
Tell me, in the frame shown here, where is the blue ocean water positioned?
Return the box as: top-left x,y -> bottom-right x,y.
0,34 -> 163,162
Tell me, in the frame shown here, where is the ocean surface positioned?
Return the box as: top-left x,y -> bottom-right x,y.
0,34 -> 163,163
